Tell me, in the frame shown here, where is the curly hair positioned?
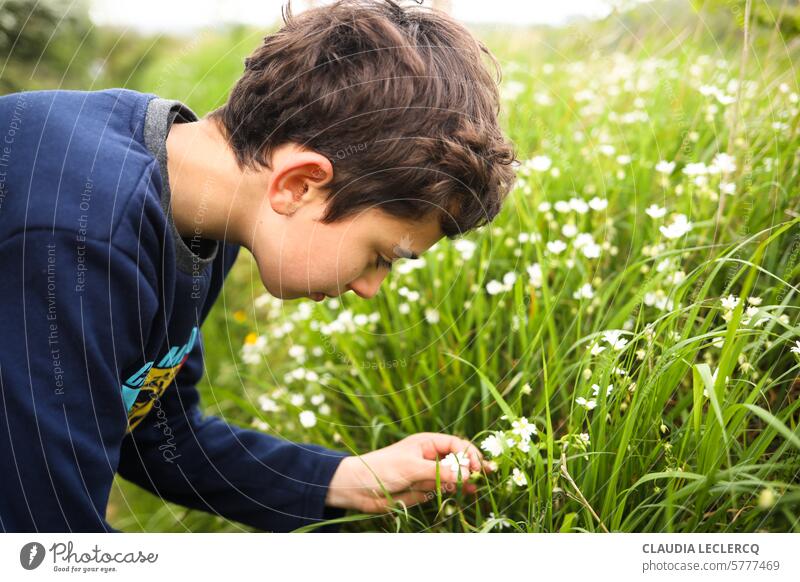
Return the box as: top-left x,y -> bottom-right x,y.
207,0 -> 518,238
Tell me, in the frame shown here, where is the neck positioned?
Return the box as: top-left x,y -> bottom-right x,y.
165,117 -> 261,248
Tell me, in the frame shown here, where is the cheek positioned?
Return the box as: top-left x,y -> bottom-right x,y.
311,243 -> 367,287
305,225 -> 369,281
257,211 -> 370,293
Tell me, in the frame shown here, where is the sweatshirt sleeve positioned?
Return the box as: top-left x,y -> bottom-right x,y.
0,229 -> 159,532
116,330 -> 352,532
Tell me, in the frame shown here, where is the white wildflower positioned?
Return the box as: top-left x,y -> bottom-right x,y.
299,410 -> 317,428
589,343 -> 606,356
655,160 -> 675,174
511,417 -> 537,441
721,294 -> 740,311
573,283 -> 594,300
441,451 -> 471,479
682,162 -> 708,176
562,223 -> 578,238
241,334 -> 267,365
711,152 -> 736,174
486,280 -> 506,295
582,241 -> 602,259
589,197 -> 608,211
529,155 -> 552,172
511,467 -> 528,487
526,263 -> 543,288
480,433 -> 504,458
546,240 -> 567,255
659,214 -> 693,239
645,204 -> 667,219
554,200 -> 572,213
591,383 -> 613,397
453,239 -> 477,261
487,512 -> 512,530
603,330 -> 629,351
258,395 -> 279,413
569,197 -> 590,214
598,144 -> 616,156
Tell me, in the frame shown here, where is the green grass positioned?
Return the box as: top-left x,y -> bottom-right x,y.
108,10 -> 800,533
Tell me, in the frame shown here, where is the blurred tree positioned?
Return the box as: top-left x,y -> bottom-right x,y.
0,0 -> 94,92
0,0 -> 176,94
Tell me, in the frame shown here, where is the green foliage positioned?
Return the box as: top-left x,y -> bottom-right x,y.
0,0 -> 94,91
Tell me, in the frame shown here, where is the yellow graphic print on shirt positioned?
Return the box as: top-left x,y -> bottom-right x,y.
120,327 -> 198,432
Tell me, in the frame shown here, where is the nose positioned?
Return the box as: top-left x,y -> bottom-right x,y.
346,272 -> 388,299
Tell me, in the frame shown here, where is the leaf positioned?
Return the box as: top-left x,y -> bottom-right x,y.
694,363 -> 728,442
737,404 -> 800,452
559,512 -> 578,532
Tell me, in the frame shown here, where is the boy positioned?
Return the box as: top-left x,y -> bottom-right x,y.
0,0 -> 516,532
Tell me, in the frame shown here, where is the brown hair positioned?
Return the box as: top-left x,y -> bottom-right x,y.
208,0 -> 517,238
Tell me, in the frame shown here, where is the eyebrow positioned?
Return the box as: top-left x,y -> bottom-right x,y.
392,246 -> 419,260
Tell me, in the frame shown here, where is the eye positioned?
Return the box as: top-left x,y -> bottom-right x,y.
376,254 -> 393,271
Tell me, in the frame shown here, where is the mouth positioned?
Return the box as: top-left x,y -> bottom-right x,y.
310,292 -> 327,302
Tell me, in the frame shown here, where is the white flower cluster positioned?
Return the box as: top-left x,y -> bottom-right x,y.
241,333 -> 268,365
659,213 -> 693,239
527,263 -> 543,288
486,271 -> 518,295
719,294 -> 766,326
256,384 -> 331,432
319,309 -> 379,335
575,383 -> 614,411
698,83 -> 736,106
540,196 -> 603,216
479,415 -> 539,459
453,239 -> 477,261
394,257 -> 427,276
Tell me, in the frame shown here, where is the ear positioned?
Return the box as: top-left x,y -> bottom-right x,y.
266,148 -> 334,216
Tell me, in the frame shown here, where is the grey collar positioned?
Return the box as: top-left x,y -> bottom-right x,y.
143,97 -> 219,274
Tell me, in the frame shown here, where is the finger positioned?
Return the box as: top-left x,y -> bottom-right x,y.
416,433 -> 484,471
413,458 -> 471,488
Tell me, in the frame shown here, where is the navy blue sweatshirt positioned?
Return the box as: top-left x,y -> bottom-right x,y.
0,88 -> 350,532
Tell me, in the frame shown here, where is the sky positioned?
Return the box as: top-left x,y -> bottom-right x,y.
89,0 -> 617,33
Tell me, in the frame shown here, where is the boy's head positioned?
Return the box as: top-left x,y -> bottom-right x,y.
207,0 -> 517,301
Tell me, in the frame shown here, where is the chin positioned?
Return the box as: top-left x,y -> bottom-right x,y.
259,282 -> 289,300
270,286 -> 310,301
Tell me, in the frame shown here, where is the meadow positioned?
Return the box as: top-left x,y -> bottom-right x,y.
103,6 -> 800,532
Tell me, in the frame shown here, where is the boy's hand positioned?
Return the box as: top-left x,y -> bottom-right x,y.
324,432 -> 491,513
